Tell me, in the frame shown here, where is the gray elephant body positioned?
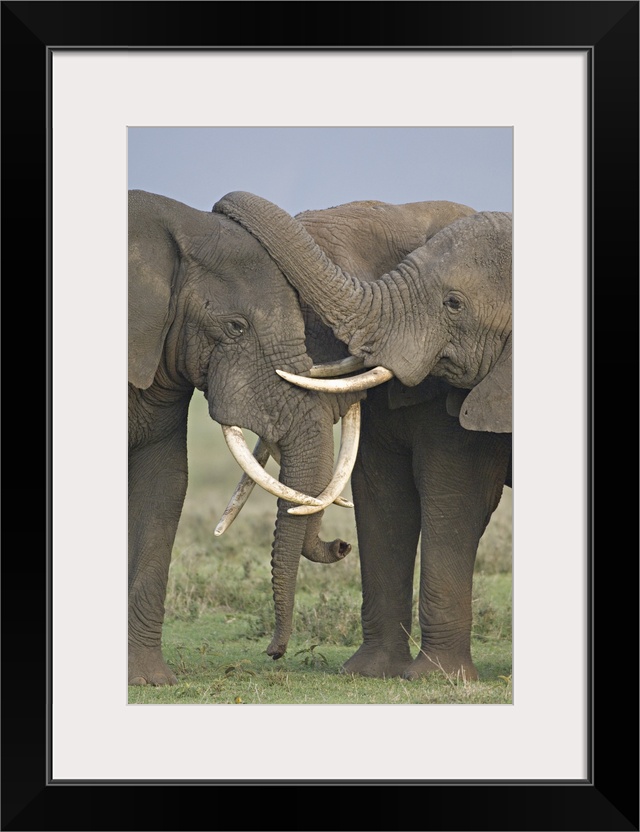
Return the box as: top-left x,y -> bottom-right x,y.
345,379 -> 510,679
128,190 -> 356,686
129,188 -> 511,686
215,194 -> 513,680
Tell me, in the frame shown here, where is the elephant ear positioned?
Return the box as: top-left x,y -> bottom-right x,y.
128,191 -> 182,389
457,334 -> 512,433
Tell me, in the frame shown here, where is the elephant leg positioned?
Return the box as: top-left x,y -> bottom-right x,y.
342,404 -> 421,678
128,417 -> 189,686
404,408 -> 510,681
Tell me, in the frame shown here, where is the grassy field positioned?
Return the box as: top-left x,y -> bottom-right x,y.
129,392 -> 513,705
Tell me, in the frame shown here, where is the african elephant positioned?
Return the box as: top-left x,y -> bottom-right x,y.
212,194 -> 512,680
128,190 -> 360,685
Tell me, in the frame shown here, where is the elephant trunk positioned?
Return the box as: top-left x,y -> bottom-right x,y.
213,192 -> 371,349
213,191 -> 428,386
266,402 -> 339,659
302,515 -> 351,564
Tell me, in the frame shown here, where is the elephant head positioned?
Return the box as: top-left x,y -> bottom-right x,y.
213,193 -> 512,435
128,190 -> 361,684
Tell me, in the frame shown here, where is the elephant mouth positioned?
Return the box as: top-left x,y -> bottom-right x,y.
431,355 -> 463,377
432,355 -> 481,388
432,356 -> 455,372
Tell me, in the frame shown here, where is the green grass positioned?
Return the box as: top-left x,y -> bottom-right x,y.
129,392 -> 513,705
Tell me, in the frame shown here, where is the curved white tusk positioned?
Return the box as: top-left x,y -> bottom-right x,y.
334,496 -> 355,508
287,402 -> 361,516
221,426 -> 325,507
308,356 -> 366,378
265,435 -> 351,506
216,436 -> 354,536
214,439 -> 271,536
276,365 -> 394,392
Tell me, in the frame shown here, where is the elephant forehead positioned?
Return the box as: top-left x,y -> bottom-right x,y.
420,215 -> 512,290
186,218 -> 282,276
218,220 -> 289,269
250,293 -> 302,321
435,212 -> 512,263
185,229 -> 305,310
439,256 -> 512,298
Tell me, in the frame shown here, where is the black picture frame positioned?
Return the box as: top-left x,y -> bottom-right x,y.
2,2 -> 637,830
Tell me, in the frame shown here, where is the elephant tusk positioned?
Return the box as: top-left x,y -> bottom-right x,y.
276,365 -> 394,392
263,434 -> 352,506
221,426 -> 330,507
287,402 -> 361,516
332,496 -> 355,508
262,435 -> 352,507
214,438 -> 272,536
308,355 -> 366,378
216,434 -> 355,536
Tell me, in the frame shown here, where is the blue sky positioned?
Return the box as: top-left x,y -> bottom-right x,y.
128,127 -> 512,216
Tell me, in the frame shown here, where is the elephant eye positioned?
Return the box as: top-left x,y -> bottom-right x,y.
444,295 -> 463,312
224,319 -> 247,338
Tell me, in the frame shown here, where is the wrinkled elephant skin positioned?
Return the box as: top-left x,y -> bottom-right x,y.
128,191 -> 358,685
213,195 -> 513,681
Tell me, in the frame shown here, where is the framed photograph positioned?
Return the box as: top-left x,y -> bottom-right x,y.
125,122 -> 515,706
3,2 -> 637,830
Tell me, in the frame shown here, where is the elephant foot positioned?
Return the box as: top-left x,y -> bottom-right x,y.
403,651 -> 478,682
128,646 -> 178,686
341,643 -> 412,678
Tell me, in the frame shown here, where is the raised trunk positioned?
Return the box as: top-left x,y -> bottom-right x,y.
214,192 -> 370,347
213,191 -> 431,387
